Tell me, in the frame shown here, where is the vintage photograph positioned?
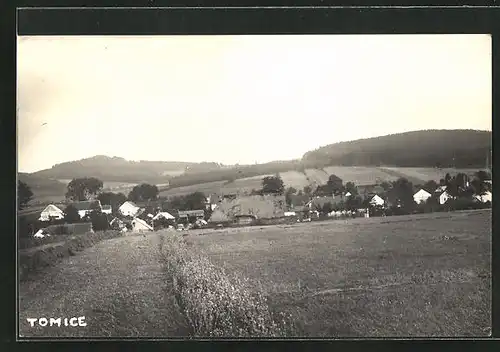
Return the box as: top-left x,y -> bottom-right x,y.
17,34 -> 491,338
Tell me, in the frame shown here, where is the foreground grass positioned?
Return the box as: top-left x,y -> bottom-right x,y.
187,210 -> 492,337
159,233 -> 297,337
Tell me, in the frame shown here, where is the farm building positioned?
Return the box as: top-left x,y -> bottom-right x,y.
71,200 -> 102,219
178,210 -> 205,224
284,211 -> 296,217
101,204 -> 112,215
119,201 -> 141,217
33,228 -> 51,238
306,195 -> 345,211
208,194 -> 286,224
131,218 -> 153,232
413,189 -> 432,204
38,204 -> 65,221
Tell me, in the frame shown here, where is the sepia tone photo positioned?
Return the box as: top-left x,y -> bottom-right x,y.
17,34 -> 491,338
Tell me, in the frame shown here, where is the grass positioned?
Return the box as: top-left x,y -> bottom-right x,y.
159,233 -> 296,337
19,230 -> 123,282
186,210 -> 491,337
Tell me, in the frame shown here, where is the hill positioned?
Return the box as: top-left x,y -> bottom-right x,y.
18,173 -> 67,204
302,129 -> 491,169
31,155 -> 222,184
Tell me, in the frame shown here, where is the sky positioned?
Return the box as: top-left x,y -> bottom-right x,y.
17,35 -> 492,173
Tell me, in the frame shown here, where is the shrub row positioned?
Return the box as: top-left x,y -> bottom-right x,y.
19,230 -> 122,281
159,234 -> 296,337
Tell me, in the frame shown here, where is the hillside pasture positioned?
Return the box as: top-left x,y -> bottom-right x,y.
304,168 -> 329,188
279,171 -> 311,190
323,166 -> 399,186
159,180 -> 229,198
384,167 -> 487,184
221,174 -> 274,194
187,210 -> 491,337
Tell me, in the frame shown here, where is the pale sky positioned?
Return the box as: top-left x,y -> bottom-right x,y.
17,35 -> 491,173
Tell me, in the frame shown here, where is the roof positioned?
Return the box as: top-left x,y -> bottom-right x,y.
132,217 -> 153,231
414,189 -> 432,196
308,195 -> 345,209
70,200 -> 101,211
153,211 -> 175,220
119,201 -> 139,209
209,195 -> 286,222
178,209 -> 205,217
435,185 -> 447,193
41,204 -> 64,213
102,204 -> 112,210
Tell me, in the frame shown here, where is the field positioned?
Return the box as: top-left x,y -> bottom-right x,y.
19,210 -> 491,337
188,210 -> 491,337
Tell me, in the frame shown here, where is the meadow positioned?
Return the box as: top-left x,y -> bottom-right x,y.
185,210 -> 491,337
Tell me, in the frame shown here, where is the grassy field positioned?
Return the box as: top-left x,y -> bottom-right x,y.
186,210 -> 491,337
19,210 -> 491,337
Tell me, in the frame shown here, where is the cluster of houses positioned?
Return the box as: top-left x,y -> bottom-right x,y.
33,177 -> 492,237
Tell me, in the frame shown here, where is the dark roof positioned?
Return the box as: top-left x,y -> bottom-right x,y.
308,196 -> 345,209
102,204 -> 112,210
70,200 -> 101,211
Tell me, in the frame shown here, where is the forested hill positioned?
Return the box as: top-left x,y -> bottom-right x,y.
301,130 -> 492,169
31,155 -> 222,184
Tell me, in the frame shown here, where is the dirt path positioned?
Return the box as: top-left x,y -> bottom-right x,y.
19,233 -> 188,338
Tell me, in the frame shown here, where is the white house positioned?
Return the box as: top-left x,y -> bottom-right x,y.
153,211 -> 175,221
284,211 -> 296,217
118,201 -> 141,217
33,228 -> 51,238
39,204 -> 64,221
439,191 -> 454,205
101,204 -> 112,215
369,195 -> 385,206
131,218 -> 153,232
413,189 -> 432,204
435,185 -> 447,193
344,191 -> 352,197
474,191 -> 492,203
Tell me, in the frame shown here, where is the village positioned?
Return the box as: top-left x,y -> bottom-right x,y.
24,169 -> 492,239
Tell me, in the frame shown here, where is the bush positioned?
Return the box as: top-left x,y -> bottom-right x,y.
160,234 -> 296,337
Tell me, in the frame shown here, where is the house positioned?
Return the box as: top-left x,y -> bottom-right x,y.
209,194 -> 286,224
71,200 -> 102,219
153,211 -> 175,221
413,189 -> 432,204
118,201 -> 141,217
33,228 -> 51,238
369,195 -> 385,207
306,195 -> 345,211
101,204 -> 112,215
435,185 -> 447,194
38,204 -> 65,221
474,191 -> 492,203
284,211 -> 296,217
131,218 -> 153,232
345,191 -> 352,197
178,210 -> 205,223
439,191 -> 454,205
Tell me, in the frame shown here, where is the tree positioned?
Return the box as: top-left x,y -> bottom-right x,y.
128,183 -> 159,202
327,174 -> 344,195
18,180 -> 34,210
90,211 -> 109,232
344,182 -> 358,196
285,187 -> 298,206
422,180 -> 438,193
345,195 -> 363,212
303,185 -> 312,196
475,170 -> 491,182
262,176 -> 285,195
66,177 -> 103,201
98,192 -> 127,214
389,177 -> 416,211
63,204 -> 81,223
